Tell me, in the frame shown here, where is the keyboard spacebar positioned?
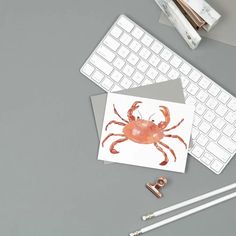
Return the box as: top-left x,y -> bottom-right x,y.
206,142 -> 230,162
90,54 -> 113,75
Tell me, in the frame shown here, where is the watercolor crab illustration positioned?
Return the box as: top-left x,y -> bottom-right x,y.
102,101 -> 187,165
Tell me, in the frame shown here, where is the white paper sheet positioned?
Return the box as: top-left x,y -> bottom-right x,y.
98,93 -> 194,173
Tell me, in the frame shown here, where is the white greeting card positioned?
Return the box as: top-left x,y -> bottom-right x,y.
98,93 -> 194,173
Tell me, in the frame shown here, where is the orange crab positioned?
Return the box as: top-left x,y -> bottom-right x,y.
102,101 -> 187,165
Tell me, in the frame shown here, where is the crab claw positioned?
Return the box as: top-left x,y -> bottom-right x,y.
127,101 -> 142,122
110,148 -> 119,154
159,160 -> 168,166
158,106 -> 170,129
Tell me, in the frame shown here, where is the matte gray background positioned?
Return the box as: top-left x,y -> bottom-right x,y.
0,0 -> 235,235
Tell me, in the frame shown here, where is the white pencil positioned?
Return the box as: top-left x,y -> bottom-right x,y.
142,182 -> 236,220
130,191 -> 236,236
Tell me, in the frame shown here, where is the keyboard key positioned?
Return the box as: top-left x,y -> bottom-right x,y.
232,133 -> 236,142
127,53 -> 139,65
218,136 -> 236,154
117,16 -> 134,32
82,63 -> 94,76
148,54 -> 160,67
139,47 -> 151,60
158,62 -> 170,74
191,128 -> 199,139
146,67 -> 158,80
211,160 -> 224,173
186,96 -> 197,106
90,54 -> 113,75
104,35 -> 120,51
192,145 -> 204,158
215,104 -> 227,117
131,27 -> 144,39
131,83 -> 138,88
204,111 -> 215,122
97,45 -> 115,62
141,78 -> 152,85
206,97 -> 218,109
113,57 -> 125,69
213,118 -> 226,130
111,70 -> 123,82
218,91 -> 230,104
208,84 -> 220,96
199,77 -> 211,89
206,142 -> 230,163
223,124 -> 235,137
120,32 -> 132,45
132,71 -> 144,84
110,26 -> 122,38
225,112 -> 236,124
141,34 -> 153,47
227,99 -> 236,111
195,103 -> 206,115
156,74 -> 168,83
101,77 -> 113,90
92,70 -> 104,82
160,48 -> 172,61
180,63 -> 191,75
189,70 -> 201,82
129,40 -> 141,52
111,84 -> 123,92
199,122 -> 211,133
118,46 -> 130,58
193,115 -> 201,126
137,60 -> 149,73
170,55 -> 182,68
120,77 -> 132,89
209,129 -> 220,141
196,90 -> 208,103
187,83 -> 199,95
201,155 -> 212,165
168,69 -> 180,80
180,75 -> 189,88
204,153 -> 214,162
150,41 -> 163,54
122,64 -> 134,76
183,90 -> 187,98
197,134 -> 209,146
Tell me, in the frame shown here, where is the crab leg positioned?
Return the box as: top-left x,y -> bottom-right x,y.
113,104 -> 129,123
157,106 -> 170,129
164,119 -> 184,132
127,101 -> 142,122
102,133 -> 125,147
164,134 -> 187,149
110,138 -> 128,154
158,141 -> 177,162
154,142 -> 169,166
105,120 -> 126,131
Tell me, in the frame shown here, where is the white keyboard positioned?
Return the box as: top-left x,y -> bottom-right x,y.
81,15 -> 236,174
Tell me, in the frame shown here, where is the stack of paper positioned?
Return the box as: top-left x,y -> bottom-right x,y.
91,79 -> 195,173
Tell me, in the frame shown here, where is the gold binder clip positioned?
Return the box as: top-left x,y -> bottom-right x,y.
146,177 -> 167,198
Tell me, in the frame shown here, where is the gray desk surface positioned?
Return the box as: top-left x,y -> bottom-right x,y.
0,0 -> 235,235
